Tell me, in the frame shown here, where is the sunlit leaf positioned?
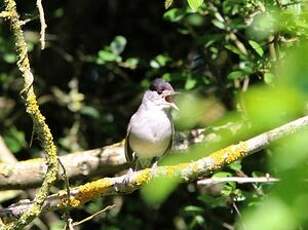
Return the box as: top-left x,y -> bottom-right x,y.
264,72 -> 275,84
165,0 -> 173,9
185,77 -> 197,90
212,19 -> 225,30
183,205 -> 204,214
110,35 -> 127,55
227,71 -> 245,80
4,127 -> 26,153
248,40 -> 264,57
187,0 -> 204,11
97,50 -> 120,63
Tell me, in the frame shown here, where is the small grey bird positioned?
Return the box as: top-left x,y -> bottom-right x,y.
125,79 -> 178,169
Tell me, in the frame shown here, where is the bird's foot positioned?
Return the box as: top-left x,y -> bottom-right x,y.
124,168 -> 134,184
150,161 -> 158,175
114,168 -> 134,192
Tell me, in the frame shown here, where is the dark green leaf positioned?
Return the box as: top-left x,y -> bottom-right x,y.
163,8 -> 185,22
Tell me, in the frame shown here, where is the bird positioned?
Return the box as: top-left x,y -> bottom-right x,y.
125,79 -> 178,169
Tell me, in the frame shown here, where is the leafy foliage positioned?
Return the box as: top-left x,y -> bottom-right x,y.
1,0 -> 308,229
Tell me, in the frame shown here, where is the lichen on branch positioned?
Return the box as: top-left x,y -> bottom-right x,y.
1,0 -> 58,229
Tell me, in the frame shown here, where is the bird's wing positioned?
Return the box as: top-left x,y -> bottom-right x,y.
124,114 -> 136,163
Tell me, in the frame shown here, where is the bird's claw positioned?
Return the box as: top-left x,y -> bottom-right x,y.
150,161 -> 158,174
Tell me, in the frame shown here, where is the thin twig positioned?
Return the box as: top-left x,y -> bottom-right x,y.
232,202 -> 246,230
58,159 -> 73,230
36,0 -> 46,50
72,205 -> 115,227
197,176 -> 279,185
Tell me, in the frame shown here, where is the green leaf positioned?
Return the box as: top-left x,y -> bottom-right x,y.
227,71 -> 245,80
80,106 -> 100,119
212,19 -> 225,30
97,50 -> 120,63
150,54 -> 171,68
228,160 -> 242,171
3,53 -> 17,63
183,205 -> 204,215
212,171 -> 232,178
122,57 -> 139,69
4,127 -> 26,153
225,44 -> 246,58
185,77 -> 197,90
110,36 -> 127,55
264,72 -> 275,84
249,40 -> 264,57
165,0 -> 173,9
163,8 -> 185,22
187,0 -> 204,11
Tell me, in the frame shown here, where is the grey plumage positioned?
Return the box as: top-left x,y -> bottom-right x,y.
125,79 -> 177,169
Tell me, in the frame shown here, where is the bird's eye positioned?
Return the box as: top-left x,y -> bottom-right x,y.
165,95 -> 173,103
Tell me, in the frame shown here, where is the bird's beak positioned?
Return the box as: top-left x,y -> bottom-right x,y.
162,90 -> 180,111
169,102 -> 179,111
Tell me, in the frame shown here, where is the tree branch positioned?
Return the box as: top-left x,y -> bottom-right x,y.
197,176 -> 279,185
0,129 -> 207,190
1,115 -> 308,218
2,0 -> 58,229
36,0 -> 46,49
0,143 -> 128,190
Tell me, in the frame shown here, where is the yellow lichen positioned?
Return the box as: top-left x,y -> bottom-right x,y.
68,178 -> 113,207
209,142 -> 249,170
134,169 -> 152,185
164,163 -> 189,177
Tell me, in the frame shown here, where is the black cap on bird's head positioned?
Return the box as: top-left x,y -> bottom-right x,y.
150,78 -> 174,95
149,78 -> 178,110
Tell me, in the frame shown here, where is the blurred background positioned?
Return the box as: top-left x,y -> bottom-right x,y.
1,0 -> 308,229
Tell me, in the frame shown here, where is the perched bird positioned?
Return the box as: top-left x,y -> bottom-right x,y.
125,79 -> 178,169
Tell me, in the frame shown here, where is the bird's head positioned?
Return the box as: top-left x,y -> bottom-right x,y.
142,78 -> 179,111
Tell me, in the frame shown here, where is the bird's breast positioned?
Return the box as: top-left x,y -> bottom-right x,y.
128,110 -> 173,159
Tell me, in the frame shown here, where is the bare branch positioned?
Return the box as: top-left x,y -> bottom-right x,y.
0,136 -> 24,204
0,128 -> 208,190
0,137 -> 17,163
197,176 -> 279,185
0,143 -> 129,190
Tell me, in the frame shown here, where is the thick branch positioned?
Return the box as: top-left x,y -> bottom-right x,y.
1,115 -> 308,218
0,143 -> 128,190
0,129 -> 206,190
